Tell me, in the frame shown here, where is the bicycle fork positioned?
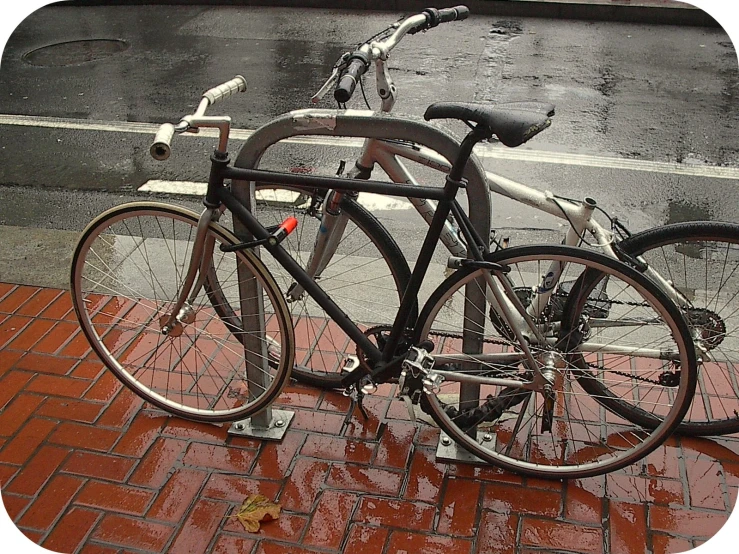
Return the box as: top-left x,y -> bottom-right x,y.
159,207 -> 220,336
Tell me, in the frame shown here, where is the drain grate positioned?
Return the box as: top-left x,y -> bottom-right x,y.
23,39 -> 129,67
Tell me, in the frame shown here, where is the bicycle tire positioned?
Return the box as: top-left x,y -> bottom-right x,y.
71,202 -> 295,423
415,244 -> 696,479
581,221 -> 739,435
210,185 -> 413,389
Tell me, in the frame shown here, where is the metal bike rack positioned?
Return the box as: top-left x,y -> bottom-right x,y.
228,109 -> 491,453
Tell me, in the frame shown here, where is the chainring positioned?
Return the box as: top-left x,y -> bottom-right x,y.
356,325 -> 394,374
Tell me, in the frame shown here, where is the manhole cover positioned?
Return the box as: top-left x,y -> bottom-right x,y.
23,39 -> 129,67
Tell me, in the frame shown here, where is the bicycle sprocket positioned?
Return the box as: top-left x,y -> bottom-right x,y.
355,325 -> 394,374
686,307 -> 725,350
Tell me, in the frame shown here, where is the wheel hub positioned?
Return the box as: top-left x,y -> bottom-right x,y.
159,304 -> 196,337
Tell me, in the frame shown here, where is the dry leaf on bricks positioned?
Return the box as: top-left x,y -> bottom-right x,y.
232,494 -> 281,532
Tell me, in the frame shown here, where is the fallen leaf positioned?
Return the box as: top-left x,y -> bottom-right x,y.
233,494 -> 281,533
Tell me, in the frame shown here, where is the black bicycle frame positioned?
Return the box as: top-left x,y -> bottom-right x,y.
206,129 -> 488,387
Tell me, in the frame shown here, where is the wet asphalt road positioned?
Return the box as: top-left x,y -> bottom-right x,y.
0,4 -> 738,241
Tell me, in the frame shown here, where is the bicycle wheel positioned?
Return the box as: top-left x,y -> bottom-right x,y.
415,245 -> 696,479
71,202 -> 295,423
596,221 -> 739,435
215,185 -> 412,389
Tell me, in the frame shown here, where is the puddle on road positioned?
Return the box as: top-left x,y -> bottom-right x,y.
475,20 -> 523,103
667,199 -> 712,225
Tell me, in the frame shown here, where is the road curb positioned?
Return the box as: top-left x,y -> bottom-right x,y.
57,1 -> 719,27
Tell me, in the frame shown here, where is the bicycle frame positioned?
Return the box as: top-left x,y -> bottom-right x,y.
224,106 -> 685,361
347,55 -> 690,312
192,150 -> 546,390
234,121 -> 618,331
151,79 -> 683,404
356,134 -> 693,314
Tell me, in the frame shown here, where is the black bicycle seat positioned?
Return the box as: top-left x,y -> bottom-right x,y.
424,101 -> 555,147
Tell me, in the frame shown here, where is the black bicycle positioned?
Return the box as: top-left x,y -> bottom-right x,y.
71,25 -> 697,478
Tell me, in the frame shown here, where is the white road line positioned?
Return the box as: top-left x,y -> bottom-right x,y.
2,113 -> 739,180
140,179 -> 414,211
138,180 -> 207,195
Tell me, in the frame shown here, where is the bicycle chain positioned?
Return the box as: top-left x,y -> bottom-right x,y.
586,361 -> 663,385
427,329 -> 672,430
567,293 -> 650,309
427,329 -> 511,346
431,288 -> 651,345
430,330 -> 667,386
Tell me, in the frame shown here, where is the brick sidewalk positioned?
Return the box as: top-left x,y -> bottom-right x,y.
1,282 -> 738,553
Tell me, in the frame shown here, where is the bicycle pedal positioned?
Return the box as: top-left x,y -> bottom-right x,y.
285,282 -> 306,303
402,347 -> 435,375
416,340 -> 434,353
446,257 -> 510,273
341,356 -> 360,373
357,374 -> 377,395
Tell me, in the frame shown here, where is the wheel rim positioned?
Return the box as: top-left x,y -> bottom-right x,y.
625,228 -> 739,433
418,247 -> 694,477
71,204 -> 293,421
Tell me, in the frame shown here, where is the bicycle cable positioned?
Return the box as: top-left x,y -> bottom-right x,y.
359,75 -> 373,110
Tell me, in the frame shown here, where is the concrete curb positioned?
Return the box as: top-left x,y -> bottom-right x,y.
57,1 -> 719,27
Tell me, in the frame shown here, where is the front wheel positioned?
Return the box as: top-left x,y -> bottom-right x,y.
70,202 -> 295,423
415,245 -> 696,479
220,185 -> 413,389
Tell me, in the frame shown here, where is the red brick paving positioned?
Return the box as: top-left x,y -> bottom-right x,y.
0,284 -> 738,553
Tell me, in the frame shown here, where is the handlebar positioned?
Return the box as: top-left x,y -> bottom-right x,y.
324,5 -> 469,104
441,5 -> 469,22
203,75 -> 247,105
150,123 -> 176,161
408,6 -> 470,34
150,75 -> 246,161
334,53 -> 370,103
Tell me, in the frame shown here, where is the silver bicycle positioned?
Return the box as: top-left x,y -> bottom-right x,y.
240,6 -> 739,437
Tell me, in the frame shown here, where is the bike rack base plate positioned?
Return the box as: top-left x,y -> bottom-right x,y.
435,431 -> 495,465
227,409 -> 295,441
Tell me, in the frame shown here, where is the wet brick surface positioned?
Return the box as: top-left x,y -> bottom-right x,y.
1,283 -> 738,553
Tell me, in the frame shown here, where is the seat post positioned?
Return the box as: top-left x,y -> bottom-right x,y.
448,125 -> 493,183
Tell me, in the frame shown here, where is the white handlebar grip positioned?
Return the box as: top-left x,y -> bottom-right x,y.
150,123 -> 176,161
203,75 -> 247,105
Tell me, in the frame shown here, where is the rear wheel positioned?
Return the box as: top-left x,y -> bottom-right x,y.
416,245 -> 696,479
600,221 -> 739,435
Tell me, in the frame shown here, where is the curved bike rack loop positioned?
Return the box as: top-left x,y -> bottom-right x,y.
229,109 -> 491,453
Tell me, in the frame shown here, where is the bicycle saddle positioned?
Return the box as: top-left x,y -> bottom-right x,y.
424,101 -> 555,147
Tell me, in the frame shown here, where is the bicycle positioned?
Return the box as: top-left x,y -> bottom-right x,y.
72,55 -> 698,478
236,5 -> 739,437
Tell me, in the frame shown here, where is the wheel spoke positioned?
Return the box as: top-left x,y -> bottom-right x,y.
71,204 -> 293,422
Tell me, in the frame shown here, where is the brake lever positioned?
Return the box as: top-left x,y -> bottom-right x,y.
311,53 -> 351,104
311,68 -> 341,104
